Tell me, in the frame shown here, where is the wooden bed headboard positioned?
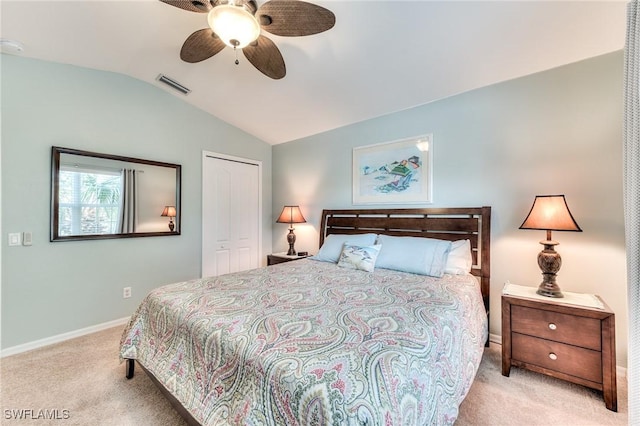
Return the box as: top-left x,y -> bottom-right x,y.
319,207 -> 491,316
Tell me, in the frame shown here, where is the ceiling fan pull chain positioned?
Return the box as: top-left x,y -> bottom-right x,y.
234,46 -> 239,65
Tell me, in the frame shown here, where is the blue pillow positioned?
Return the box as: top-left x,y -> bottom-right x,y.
311,233 -> 378,263
375,234 -> 452,277
337,244 -> 382,272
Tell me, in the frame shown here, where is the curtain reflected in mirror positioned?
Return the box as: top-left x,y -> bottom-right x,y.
51,147 -> 181,241
120,169 -> 138,233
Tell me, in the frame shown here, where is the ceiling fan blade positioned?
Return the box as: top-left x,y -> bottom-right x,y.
160,0 -> 212,13
256,0 -> 335,37
242,35 -> 286,79
180,29 -> 226,63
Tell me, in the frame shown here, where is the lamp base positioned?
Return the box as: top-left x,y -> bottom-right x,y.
536,240 -> 564,298
286,228 -> 297,256
168,219 -> 175,232
536,280 -> 564,298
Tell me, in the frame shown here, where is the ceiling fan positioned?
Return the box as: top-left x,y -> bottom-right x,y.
161,0 -> 335,79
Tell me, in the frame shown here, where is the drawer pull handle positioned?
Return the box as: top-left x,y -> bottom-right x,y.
548,323 -> 557,330
549,353 -> 558,361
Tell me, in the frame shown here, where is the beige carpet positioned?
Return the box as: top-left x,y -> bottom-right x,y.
0,326 -> 628,425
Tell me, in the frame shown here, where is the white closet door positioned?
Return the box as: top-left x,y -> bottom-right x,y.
202,154 -> 260,277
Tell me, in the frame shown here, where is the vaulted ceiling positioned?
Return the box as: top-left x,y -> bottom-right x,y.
0,1 -> 627,144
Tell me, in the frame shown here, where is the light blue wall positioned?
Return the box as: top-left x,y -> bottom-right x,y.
2,52 -> 628,366
1,54 -> 272,349
272,52 -> 628,366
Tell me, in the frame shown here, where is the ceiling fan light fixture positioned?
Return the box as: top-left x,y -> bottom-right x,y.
207,4 -> 260,49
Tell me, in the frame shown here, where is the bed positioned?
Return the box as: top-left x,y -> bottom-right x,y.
120,207 -> 491,425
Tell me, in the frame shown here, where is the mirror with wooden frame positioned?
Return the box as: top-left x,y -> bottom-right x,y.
50,147 -> 181,242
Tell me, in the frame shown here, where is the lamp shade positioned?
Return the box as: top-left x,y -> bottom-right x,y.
519,195 -> 581,232
276,206 -> 306,224
161,206 -> 177,218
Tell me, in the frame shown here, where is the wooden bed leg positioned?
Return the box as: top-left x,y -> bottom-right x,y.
484,293 -> 490,347
126,359 -> 135,379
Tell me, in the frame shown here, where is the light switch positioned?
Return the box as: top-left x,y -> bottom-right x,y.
8,233 -> 21,246
23,232 -> 32,246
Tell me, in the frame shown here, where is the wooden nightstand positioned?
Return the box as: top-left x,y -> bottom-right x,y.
502,291 -> 617,411
267,253 -> 310,266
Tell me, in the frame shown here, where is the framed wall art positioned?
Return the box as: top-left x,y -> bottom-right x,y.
352,134 -> 433,205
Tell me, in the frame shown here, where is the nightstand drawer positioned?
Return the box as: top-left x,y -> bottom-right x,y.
512,333 -> 602,383
511,305 -> 601,350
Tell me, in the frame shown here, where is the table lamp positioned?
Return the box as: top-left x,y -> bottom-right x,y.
161,206 -> 177,231
276,205 -> 306,255
519,195 -> 582,298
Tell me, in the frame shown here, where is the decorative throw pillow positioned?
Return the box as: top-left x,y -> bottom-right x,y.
444,239 -> 473,275
375,234 -> 451,277
312,233 -> 378,263
337,244 -> 382,272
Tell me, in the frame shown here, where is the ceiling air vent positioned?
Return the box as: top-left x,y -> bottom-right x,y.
156,74 -> 191,95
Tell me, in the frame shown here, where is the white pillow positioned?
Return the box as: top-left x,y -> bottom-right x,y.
375,234 -> 452,277
444,239 -> 473,275
312,233 -> 378,263
337,244 -> 381,272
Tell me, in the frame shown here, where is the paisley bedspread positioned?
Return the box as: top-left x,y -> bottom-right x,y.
120,259 -> 488,425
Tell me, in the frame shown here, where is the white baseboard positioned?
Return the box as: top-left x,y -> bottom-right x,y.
487,333 -> 627,378
489,333 -> 501,344
0,316 -> 130,358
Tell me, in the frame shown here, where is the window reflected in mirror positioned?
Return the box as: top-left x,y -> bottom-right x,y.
58,164 -> 122,236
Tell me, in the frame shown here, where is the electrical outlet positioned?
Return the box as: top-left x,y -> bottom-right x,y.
123,287 -> 132,299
